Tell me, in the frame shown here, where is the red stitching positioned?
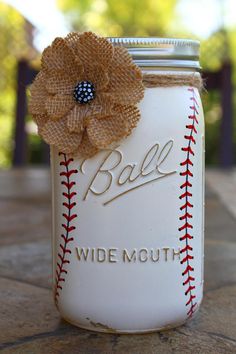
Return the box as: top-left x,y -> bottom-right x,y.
182,146 -> 195,156
180,201 -> 193,210
187,305 -> 197,316
183,275 -> 195,285
60,169 -> 78,178
181,254 -> 194,264
62,213 -> 77,222
188,115 -> 199,124
186,125 -> 197,134
62,192 -> 77,199
180,158 -> 193,166
186,295 -> 196,306
179,222 -> 193,232
61,235 -> 74,243
190,96 -> 199,107
180,233 -> 193,241
182,264 -> 194,275
61,181 -> 76,190
59,244 -> 72,253
60,158 -> 74,166
181,245 -> 193,253
63,202 -> 76,210
180,181 -> 192,189
62,224 -> 76,232
179,191 -> 192,199
179,87 -> 199,318
180,212 -> 193,220
180,170 -> 193,177
54,152 -> 78,307
185,285 -> 196,295
184,135 -> 196,144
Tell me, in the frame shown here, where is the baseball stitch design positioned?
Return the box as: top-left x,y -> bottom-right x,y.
54,152 -> 78,306
179,87 -> 199,318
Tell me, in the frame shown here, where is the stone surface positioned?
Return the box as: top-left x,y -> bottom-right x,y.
1,285 -> 236,353
190,285 -> 236,341
204,239 -> 236,292
0,199 -> 50,246
0,168 -> 50,201
0,168 -> 236,353
2,331 -> 236,354
206,168 -> 236,219
205,190 -> 236,243
0,278 -> 60,345
0,240 -> 51,288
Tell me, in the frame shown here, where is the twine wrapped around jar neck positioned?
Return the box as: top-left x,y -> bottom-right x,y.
142,73 -> 203,90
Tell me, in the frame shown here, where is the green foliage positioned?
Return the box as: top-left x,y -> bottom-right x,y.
201,30 -> 231,71
58,0 -> 177,36
0,3 -> 28,168
0,0 -> 235,167
202,91 -> 221,165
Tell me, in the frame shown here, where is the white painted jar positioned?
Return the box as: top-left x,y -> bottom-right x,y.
51,38 -> 204,333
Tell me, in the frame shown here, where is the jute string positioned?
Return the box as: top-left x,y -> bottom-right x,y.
142,73 -> 203,90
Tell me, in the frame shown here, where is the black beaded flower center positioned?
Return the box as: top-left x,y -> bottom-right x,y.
73,81 -> 95,104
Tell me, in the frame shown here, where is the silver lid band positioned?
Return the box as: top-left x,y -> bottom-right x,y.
108,37 -> 200,71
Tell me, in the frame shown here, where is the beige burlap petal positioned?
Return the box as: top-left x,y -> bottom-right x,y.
65,32 -> 81,52
67,105 -> 88,133
28,72 -> 48,115
86,104 -> 140,151
81,64 -> 109,91
107,64 -> 144,105
77,131 -> 99,158
109,46 -> 134,67
30,31 -> 146,158
86,114 -> 128,149
40,118 -> 82,153
45,94 -> 75,120
68,93 -> 115,132
33,114 -> 48,128
42,37 -> 78,73
75,32 -> 114,68
67,93 -> 114,134
46,69 -> 82,95
85,93 -> 114,120
114,104 -> 141,136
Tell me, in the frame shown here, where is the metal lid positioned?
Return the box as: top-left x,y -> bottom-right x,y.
108,37 -> 200,71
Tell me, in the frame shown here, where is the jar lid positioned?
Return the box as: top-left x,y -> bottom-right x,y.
108,37 -> 200,71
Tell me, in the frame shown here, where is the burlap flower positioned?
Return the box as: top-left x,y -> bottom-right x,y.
29,32 -> 144,158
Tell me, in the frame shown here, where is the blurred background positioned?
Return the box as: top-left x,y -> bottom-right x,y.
0,2 -> 236,348
0,0 -> 235,168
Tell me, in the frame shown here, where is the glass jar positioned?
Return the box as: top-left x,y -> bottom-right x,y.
51,38 -> 204,333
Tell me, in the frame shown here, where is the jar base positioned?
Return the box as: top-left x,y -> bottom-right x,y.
61,314 -> 189,334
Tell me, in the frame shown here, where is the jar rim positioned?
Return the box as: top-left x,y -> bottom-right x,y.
108,37 -> 201,71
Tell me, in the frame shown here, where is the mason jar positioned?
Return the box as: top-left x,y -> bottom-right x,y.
50,38 -> 204,333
